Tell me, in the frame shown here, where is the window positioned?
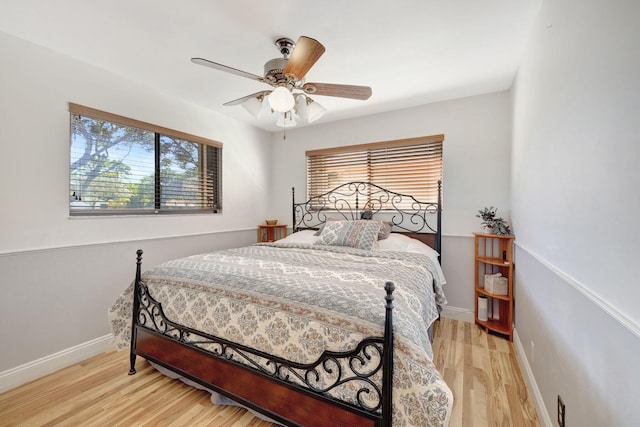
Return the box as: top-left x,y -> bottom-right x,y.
306,135 -> 443,208
69,103 -> 222,215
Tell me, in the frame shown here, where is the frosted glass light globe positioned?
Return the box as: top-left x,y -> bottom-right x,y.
268,86 -> 295,112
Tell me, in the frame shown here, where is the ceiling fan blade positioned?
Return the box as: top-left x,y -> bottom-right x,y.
191,58 -> 265,83
283,36 -> 325,82
302,82 -> 372,100
223,91 -> 271,106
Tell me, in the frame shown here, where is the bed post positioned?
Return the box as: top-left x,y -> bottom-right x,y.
128,249 -> 143,375
382,281 -> 395,427
291,187 -> 296,233
436,180 -> 442,261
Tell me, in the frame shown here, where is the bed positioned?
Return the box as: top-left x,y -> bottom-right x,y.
108,181 -> 452,426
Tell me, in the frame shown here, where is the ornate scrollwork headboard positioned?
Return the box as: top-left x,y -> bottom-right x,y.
292,181 -> 442,255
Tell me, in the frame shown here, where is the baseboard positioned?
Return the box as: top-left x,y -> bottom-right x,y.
0,334 -> 114,393
513,328 -> 553,427
440,305 -> 474,323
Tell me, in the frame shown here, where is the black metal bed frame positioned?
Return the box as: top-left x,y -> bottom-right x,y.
127,181 -> 442,427
293,181 -> 442,259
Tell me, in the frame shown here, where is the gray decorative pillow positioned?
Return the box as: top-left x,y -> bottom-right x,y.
315,219 -> 392,240
378,221 -> 393,240
360,210 -> 373,220
314,220 -> 383,250
313,217 -> 338,236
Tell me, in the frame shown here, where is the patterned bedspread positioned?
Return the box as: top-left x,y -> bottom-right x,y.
109,242 -> 452,426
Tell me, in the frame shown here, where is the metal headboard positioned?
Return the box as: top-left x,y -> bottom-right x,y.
292,181 -> 442,256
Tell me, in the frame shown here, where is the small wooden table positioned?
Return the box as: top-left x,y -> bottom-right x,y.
257,224 -> 287,242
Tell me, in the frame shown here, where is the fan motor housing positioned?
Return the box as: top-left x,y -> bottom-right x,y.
264,57 -> 289,84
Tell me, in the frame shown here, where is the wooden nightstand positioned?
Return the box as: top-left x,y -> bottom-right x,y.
257,224 -> 287,242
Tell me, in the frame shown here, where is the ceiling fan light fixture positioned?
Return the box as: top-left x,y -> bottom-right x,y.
305,98 -> 327,123
269,86 -> 295,112
276,111 -> 297,128
240,96 -> 264,119
192,35 -> 372,132
294,94 -> 309,121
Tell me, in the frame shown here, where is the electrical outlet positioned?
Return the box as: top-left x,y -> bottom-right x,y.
557,395 -> 565,427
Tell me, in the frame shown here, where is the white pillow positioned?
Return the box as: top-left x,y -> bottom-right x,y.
277,229 -> 318,244
379,233 -> 445,285
378,233 -> 440,260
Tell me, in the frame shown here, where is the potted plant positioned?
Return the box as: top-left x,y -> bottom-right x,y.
476,206 -> 512,236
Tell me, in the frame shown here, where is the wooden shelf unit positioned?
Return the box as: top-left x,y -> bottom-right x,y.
474,232 -> 514,341
257,224 -> 287,243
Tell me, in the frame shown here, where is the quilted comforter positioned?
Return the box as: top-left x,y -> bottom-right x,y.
108,242 -> 452,426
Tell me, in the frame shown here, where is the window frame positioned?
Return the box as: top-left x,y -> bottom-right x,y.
69,103 -> 222,216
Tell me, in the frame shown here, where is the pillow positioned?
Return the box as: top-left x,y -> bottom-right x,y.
378,233 -> 440,259
277,229 -> 318,244
406,238 -> 441,261
315,218 -> 392,240
360,210 -> 373,220
313,217 -> 339,236
377,221 -> 393,240
314,220 -> 382,251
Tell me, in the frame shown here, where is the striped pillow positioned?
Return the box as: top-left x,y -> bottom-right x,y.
314,220 -> 383,251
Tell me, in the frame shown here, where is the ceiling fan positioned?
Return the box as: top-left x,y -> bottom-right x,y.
191,36 -> 372,127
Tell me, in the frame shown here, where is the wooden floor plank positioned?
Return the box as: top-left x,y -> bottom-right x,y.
0,318 -> 539,426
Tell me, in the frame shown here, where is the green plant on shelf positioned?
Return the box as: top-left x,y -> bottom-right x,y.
476,206 -> 512,236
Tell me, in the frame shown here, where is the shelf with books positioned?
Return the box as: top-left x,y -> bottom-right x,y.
474,232 -> 514,341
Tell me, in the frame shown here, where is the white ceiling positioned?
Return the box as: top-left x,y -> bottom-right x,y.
0,0 -> 541,132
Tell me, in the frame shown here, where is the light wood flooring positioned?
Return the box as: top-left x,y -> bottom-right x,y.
0,318 -> 539,426
431,318 -> 539,426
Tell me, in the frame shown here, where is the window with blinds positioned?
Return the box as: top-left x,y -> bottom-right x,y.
306,135 -> 443,208
69,103 -> 222,215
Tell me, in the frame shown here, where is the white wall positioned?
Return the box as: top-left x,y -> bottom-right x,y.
0,31 -> 272,373
269,91 -> 512,312
0,31 -> 272,253
511,0 -> 640,424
